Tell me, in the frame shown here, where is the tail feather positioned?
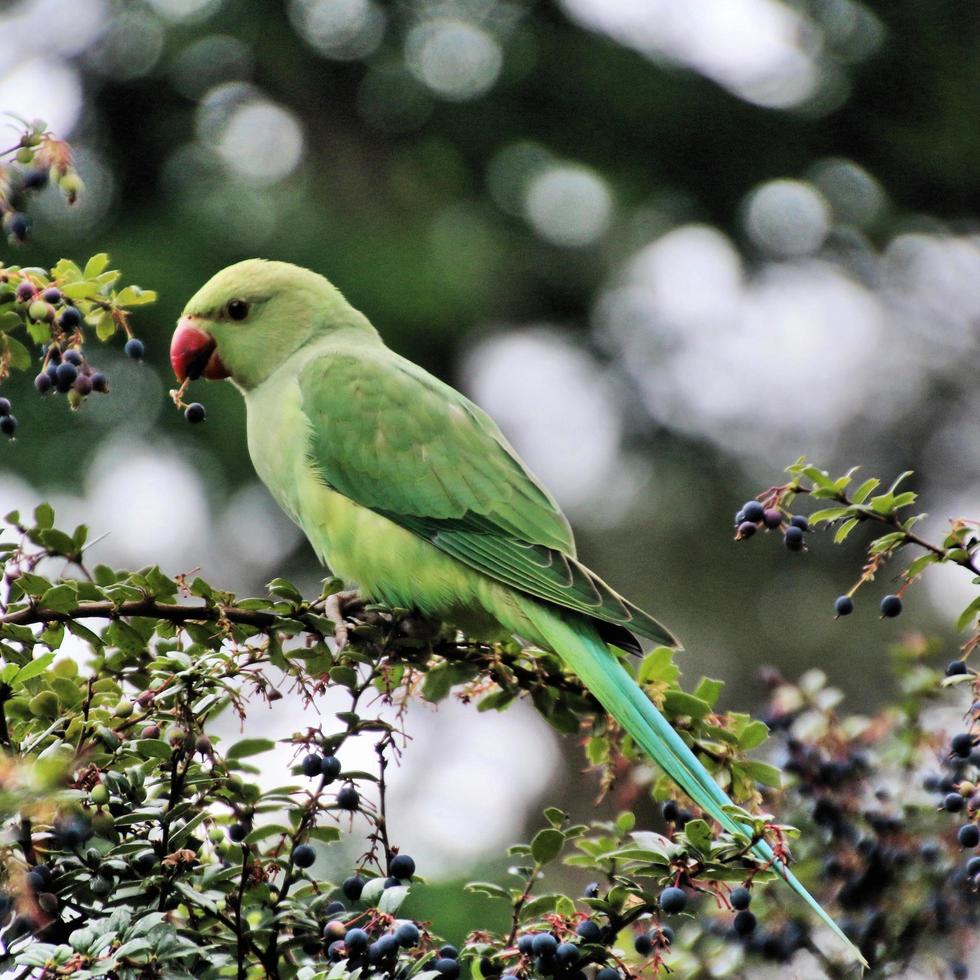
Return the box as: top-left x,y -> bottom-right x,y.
517,598 -> 867,970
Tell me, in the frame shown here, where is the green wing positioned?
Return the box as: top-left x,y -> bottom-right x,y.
297,348 -> 677,648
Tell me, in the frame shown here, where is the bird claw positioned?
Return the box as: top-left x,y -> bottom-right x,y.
324,589 -> 363,651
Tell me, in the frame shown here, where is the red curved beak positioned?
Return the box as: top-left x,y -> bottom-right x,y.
170,316 -> 229,382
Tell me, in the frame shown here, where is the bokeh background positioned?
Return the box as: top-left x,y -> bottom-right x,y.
1,0 -> 977,938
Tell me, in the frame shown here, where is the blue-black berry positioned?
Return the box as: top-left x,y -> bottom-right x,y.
15,281 -> 34,302
336,784 -> 359,810
584,881 -> 600,898
124,337 -> 145,360
0,415 -> 17,437
575,919 -> 601,942
7,213 -> 29,242
784,526 -> 805,551
742,501 -> 765,523
91,372 -> 108,393
762,507 -> 783,529
531,933 -> 557,957
790,514 -> 809,531
880,594 -> 902,618
517,934 -> 535,956
185,402 -> 206,424
41,287 -> 60,304
63,348 -> 83,366
659,886 -> 687,914
634,932 -> 653,956
345,928 -> 370,953
555,943 -> 579,966
730,886 -> 751,910
734,910 -> 757,936
324,900 -> 345,915
0,398 -> 9,416
342,875 -> 365,901
737,521 -> 757,539
320,755 -> 342,781
394,921 -> 419,947
389,853 -> 415,879
23,169 -> 47,189
55,361 -> 77,392
301,753 -> 322,778
434,958 -> 460,978
834,596 -> 854,617
438,944 -> 459,960
34,372 -> 52,395
952,734 -> 974,759
596,970 -> 621,980
945,792 -> 966,813
228,823 -> 247,843
59,306 -> 81,329
946,660 -> 969,677
293,843 -> 316,868
958,824 -> 979,849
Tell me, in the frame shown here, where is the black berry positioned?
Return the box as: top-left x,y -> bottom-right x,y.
293,843 -> 316,868
55,361 -> 77,392
737,521 -> 757,539
762,507 -> 783,529
952,734 -> 973,759
734,910 -> 757,936
531,933 -> 557,957
345,927 -> 370,953
15,281 -> 34,302
834,596 -> 854,617
438,944 -> 459,960
784,526 -> 805,551
790,514 -> 809,531
395,922 -> 419,947
7,213 -> 29,242
42,287 -> 61,304
91,372 -> 109,393
59,306 -> 81,329
320,755 -> 342,781
584,881 -> 600,898
23,169 -> 47,189
945,792 -> 966,813
946,660 -> 969,677
336,784 -> 359,810
434,958 -> 460,979
958,824 -> 979,849
34,372 -> 52,395
124,337 -> 145,359
0,415 -> 17,437
634,933 -> 653,956
389,853 -> 415,879
185,402 -> 206,424
596,970 -> 621,980
342,875 -> 365,901
63,348 -> 83,366
301,753 -> 322,778
228,823 -> 248,843
880,594 -> 903,618
659,886 -> 687,914
742,501 -> 765,523
555,943 -> 579,966
575,919 -> 601,942
74,375 -> 92,396
730,886 -> 751,910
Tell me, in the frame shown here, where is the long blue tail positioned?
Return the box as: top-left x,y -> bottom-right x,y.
516,598 -> 866,970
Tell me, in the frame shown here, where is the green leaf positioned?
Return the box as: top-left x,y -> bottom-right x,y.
11,652 -> 55,687
379,884 -> 409,914
543,807 -> 567,828
4,335 -> 31,371
422,664 -> 453,703
308,826 -> 342,844
851,478 -> 879,504
834,517 -> 860,544
84,253 -> 110,278
692,677 -> 724,708
663,690 -> 711,721
737,720 -> 769,750
743,761 -> 782,788
530,828 -> 565,864
115,285 -> 157,307
956,597 -> 980,632
136,739 -> 174,760
809,506 -> 851,524
638,647 -> 680,686
39,584 -> 78,613
465,882 -> 511,901
682,818 -> 713,853
227,738 -> 276,759
34,503 -> 54,529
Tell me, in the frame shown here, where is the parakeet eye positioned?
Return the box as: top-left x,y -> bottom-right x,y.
227,299 -> 250,321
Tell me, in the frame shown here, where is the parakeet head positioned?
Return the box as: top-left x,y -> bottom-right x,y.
171,259 -> 377,389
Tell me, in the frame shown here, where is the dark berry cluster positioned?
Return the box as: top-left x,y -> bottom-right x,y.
0,122 -> 83,244
734,500 -> 808,551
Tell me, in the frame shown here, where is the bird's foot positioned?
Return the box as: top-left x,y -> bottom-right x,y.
324,589 -> 363,651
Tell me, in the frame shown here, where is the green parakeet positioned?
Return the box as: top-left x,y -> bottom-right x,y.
171,259 -> 863,967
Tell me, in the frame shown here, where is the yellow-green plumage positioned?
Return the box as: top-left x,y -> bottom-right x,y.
179,259 -> 865,968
